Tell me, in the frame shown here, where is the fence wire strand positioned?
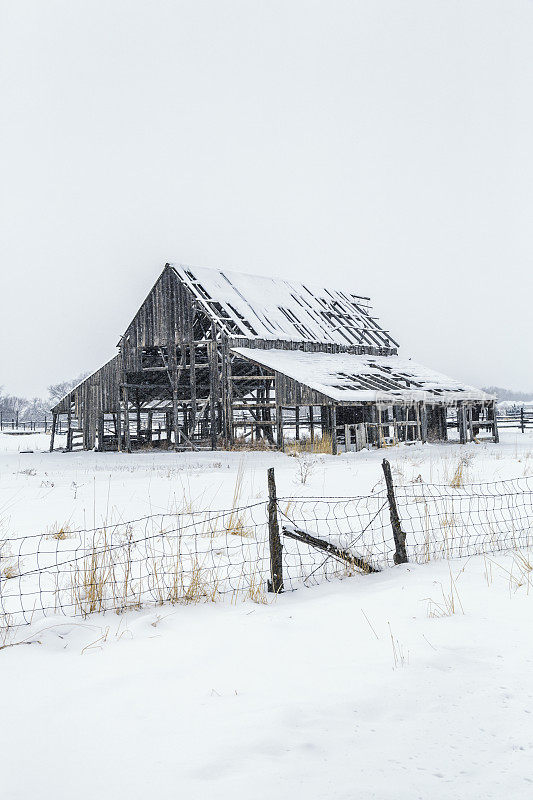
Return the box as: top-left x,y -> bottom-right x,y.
1,476 -> 532,631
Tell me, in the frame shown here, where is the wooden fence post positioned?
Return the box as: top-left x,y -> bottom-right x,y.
49,413 -> 57,452
382,459 -> 408,565
267,467 -> 283,593
491,401 -> 499,444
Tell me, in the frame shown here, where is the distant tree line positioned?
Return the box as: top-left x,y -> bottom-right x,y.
0,373 -> 88,424
482,386 -> 533,402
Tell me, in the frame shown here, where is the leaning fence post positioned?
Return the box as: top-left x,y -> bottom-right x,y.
267,467 -> 284,593
382,459 -> 408,565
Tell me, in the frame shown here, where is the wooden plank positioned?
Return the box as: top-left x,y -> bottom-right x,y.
283,523 -> 378,573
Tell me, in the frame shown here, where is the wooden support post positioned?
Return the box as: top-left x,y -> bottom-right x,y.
344,424 -> 351,452
123,388 -> 132,453
267,467 -> 283,593
276,405 -> 283,449
467,406 -> 474,442
182,403 -> 188,438
67,404 -> 73,452
458,405 -> 467,444
220,336 -> 231,443
49,413 -> 57,452
262,379 -> 274,444
147,411 -> 153,443
440,406 -> 448,441
208,339 -> 217,450
97,412 -> 105,452
295,406 -> 300,441
382,459 -> 408,564
320,406 -> 327,439
331,406 -> 338,455
135,391 -> 141,441
491,401 -> 499,444
472,405 -> 480,438
116,404 -> 122,452
189,343 -> 197,439
309,405 -> 314,443
415,402 -> 421,442
172,355 -> 180,450
368,405 -> 377,445
420,402 -> 428,443
226,348 -> 234,444
521,407 -> 525,434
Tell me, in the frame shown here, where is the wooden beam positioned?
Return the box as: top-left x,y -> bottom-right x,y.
331,406 -> 338,455
276,405 -> 283,449
208,327 -> 217,450
49,412 -> 57,452
231,375 -> 275,381
123,388 -> 131,453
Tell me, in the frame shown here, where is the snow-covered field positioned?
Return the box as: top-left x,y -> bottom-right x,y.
2,430 -> 532,536
2,431 -> 533,799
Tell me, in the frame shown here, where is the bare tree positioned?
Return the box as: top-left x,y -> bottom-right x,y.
48,373 -> 88,404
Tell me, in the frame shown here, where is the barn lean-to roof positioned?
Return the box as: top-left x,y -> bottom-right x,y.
231,347 -> 493,405
50,355 -> 121,414
170,264 -> 398,349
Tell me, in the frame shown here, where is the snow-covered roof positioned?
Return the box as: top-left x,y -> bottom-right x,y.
51,355 -> 120,411
232,348 -> 493,404
171,264 -> 397,349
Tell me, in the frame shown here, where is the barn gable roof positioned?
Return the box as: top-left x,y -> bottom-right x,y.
171,264 -> 398,349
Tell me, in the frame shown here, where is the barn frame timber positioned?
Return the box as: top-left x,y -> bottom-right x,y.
50,263 -> 498,453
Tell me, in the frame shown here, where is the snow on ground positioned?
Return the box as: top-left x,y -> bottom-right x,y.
1,430 -> 532,539
2,553 -> 533,799
1,431 -> 533,799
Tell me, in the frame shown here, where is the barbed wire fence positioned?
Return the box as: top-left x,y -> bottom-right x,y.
1,463 -> 532,633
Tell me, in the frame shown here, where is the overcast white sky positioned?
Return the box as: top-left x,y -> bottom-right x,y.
1,1 -> 532,398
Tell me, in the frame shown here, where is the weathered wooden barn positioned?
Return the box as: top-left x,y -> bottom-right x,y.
50,263 -> 497,452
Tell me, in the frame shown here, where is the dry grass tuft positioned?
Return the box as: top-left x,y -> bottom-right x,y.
285,434 -> 334,455
225,462 -> 252,537
229,437 -> 274,451
425,568 -> 464,617
182,559 -> 219,604
449,458 -> 467,488
388,622 -> 409,668
46,522 -> 72,540
1,561 -> 19,580
72,533 -> 113,616
247,572 -> 268,604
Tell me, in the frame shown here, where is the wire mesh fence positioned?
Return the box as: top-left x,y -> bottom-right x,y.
1,472 -> 532,631
278,476 -> 533,588
0,506 -> 271,630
